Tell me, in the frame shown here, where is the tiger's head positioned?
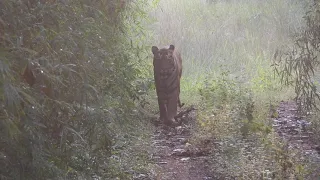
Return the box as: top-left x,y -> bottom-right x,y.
152,45 -> 175,70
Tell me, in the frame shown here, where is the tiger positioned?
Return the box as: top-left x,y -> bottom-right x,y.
152,44 -> 183,126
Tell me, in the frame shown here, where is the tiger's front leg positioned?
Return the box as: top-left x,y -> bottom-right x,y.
166,90 -> 179,126
158,99 -> 169,125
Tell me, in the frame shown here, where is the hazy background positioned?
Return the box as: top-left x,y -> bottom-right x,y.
148,0 -> 308,102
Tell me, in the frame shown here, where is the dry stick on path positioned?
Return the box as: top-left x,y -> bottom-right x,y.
153,105 -> 196,125
174,105 -> 197,120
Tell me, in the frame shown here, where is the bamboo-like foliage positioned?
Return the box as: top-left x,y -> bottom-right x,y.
0,0 -> 147,179
273,1 -> 320,113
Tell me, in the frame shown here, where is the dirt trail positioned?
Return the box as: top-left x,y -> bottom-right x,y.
150,110 -> 213,180
272,101 -> 320,178
272,101 -> 320,157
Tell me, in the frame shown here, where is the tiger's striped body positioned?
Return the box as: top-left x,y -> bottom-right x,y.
152,45 -> 183,126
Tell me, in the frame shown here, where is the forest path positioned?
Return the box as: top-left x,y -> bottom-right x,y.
149,109 -> 213,180
272,101 -> 320,177
272,101 -> 320,156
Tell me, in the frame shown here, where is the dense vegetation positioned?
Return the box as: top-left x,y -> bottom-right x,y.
1,0 -> 320,179
0,0 -> 152,179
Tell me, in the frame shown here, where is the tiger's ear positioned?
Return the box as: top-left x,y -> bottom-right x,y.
152,46 -> 159,54
169,45 -> 175,50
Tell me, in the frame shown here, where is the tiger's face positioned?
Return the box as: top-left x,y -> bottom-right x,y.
152,45 -> 175,70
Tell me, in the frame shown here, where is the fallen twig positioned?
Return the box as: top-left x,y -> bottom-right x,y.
175,105 -> 197,119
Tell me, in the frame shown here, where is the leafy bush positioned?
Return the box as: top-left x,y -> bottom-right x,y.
198,70 -> 262,139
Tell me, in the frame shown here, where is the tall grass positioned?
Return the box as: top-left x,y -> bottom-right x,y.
149,0 -> 307,103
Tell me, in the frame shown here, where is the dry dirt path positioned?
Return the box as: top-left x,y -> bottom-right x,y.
272,101 -> 320,178
150,110 -> 213,180
272,101 -> 320,157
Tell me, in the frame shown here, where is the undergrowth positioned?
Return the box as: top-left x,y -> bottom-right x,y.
195,71 -> 306,179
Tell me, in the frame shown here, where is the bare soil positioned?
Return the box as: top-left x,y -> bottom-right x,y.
272,101 -> 320,157
272,101 -> 320,178
150,109 -> 213,180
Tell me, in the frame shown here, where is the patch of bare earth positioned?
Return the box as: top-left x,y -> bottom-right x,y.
150,108 -> 213,180
273,101 -> 320,178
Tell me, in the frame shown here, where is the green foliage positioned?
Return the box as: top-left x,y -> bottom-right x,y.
199,70 -> 237,107
0,0 -> 153,179
194,70 -> 306,179
273,1 -> 320,113
198,70 -> 265,138
251,65 -> 280,93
